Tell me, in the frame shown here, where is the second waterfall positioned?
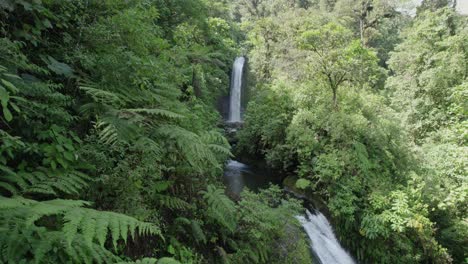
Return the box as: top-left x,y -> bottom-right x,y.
228,56 -> 245,123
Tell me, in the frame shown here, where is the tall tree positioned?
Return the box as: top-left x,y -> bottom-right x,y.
334,0 -> 404,47
417,0 -> 456,13
300,23 -> 383,108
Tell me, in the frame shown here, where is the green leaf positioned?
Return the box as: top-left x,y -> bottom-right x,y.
50,160 -> 57,170
167,245 -> 175,255
1,79 -> 18,93
42,19 -> 52,28
56,157 -> 68,169
0,85 -> 9,106
295,179 -> 311,190
154,181 -> 171,192
3,106 -> 12,122
44,56 -> 74,77
9,102 -> 20,113
64,143 -> 74,151
157,258 -> 181,264
64,152 -> 74,161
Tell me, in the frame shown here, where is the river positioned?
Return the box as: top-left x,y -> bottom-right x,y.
223,159 -> 356,264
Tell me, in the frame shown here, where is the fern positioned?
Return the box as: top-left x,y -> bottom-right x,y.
156,257 -> 182,264
0,196 -> 161,263
202,130 -> 232,157
201,185 -> 237,233
0,167 -> 90,197
127,108 -> 184,119
151,180 -> 192,211
156,126 -> 231,172
91,107 -> 184,147
171,217 -> 206,245
95,110 -> 142,146
80,85 -> 122,106
118,258 -> 157,264
117,257 -> 182,264
157,195 -> 192,210
190,220 -> 207,245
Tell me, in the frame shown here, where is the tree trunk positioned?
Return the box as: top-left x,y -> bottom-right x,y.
192,67 -> 202,97
332,88 -> 338,110
360,18 -> 364,45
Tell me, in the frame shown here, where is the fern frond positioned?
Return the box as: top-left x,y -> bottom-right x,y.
0,181 -> 17,195
156,194 -> 192,210
95,110 -> 142,146
1,168 -> 91,197
0,196 -> 161,263
117,258 -> 158,264
95,213 -> 110,247
82,216 -> 97,247
33,231 -> 58,264
201,185 -> 237,232
127,108 -> 184,119
191,220 -> 207,244
207,144 -> 232,156
80,85 -> 122,105
64,208 -> 85,246
116,257 -> 181,264
156,257 -> 182,264
155,126 -> 229,171
109,213 -> 121,249
202,131 -> 231,156
134,137 -> 162,156
0,195 -> 35,208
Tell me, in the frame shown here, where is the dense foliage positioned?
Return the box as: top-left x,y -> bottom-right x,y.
0,0 -> 310,263
235,0 -> 467,263
1,0 -> 466,263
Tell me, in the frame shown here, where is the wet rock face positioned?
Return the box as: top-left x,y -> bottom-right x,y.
217,95 -> 230,120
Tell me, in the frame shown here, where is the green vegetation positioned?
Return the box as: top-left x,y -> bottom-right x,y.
1,0 -> 466,263
0,1 -> 308,263
235,0 -> 467,263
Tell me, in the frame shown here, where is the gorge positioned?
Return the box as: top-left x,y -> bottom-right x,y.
225,57 -> 356,264
1,1 -> 465,263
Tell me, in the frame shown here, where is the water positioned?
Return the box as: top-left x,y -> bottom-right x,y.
223,160 -> 355,264
297,210 -> 356,264
224,57 -> 355,263
228,57 -> 245,122
223,160 -> 280,196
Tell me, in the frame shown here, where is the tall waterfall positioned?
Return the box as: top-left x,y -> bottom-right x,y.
297,210 -> 355,264
228,57 -> 245,122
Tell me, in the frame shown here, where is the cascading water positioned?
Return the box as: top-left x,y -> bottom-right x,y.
296,210 -> 356,264
228,57 -> 245,122
223,57 -> 355,263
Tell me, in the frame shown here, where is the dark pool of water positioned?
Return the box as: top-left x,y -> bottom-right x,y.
223,159 -> 282,195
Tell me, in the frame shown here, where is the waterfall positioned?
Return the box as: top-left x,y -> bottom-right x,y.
228,57 -> 245,122
297,210 -> 356,264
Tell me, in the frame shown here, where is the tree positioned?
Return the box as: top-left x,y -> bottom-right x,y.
387,7 -> 467,140
300,23 -> 383,108
386,8 -> 467,262
334,0 -> 408,47
417,0 -> 456,14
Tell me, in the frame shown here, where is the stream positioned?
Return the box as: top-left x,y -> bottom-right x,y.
223,159 -> 355,264
224,56 -> 356,264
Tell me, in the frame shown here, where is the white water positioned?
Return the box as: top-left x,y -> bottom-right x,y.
228,57 -> 245,122
223,160 -> 248,195
297,210 -> 355,264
